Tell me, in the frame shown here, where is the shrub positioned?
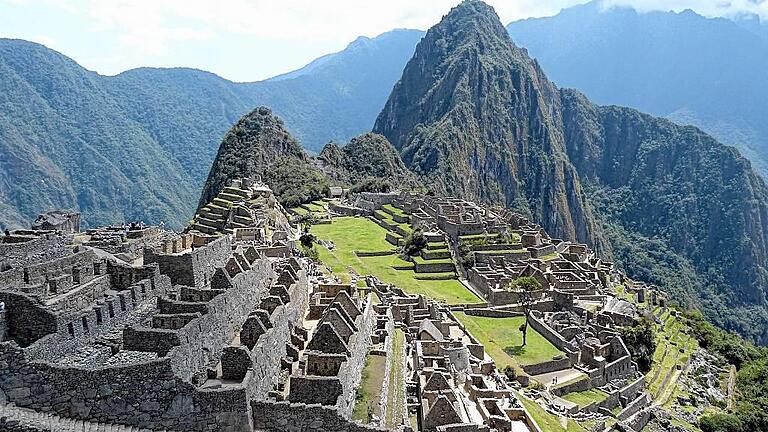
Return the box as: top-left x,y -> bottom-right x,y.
402,229 -> 428,256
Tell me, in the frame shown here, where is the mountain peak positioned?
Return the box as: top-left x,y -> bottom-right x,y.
373,0 -> 604,250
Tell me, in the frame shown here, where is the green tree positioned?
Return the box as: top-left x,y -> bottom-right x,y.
619,317 -> 656,373
506,276 -> 542,346
402,229 -> 428,256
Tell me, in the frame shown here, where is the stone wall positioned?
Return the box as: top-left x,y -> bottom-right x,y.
0,310 -> 7,342
246,269 -> 309,400
250,400 -> 386,432
0,292 -> 57,347
617,393 -> 650,421
129,259 -> 274,382
0,342 -> 251,431
336,295 -> 377,417
0,234 -> 69,276
523,357 -> 573,377
144,235 -> 232,287
20,273 -> 172,362
551,376 -> 591,396
329,202 -> 371,217
527,313 -> 578,360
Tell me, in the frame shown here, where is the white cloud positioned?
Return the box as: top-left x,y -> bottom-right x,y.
2,0 -> 766,80
602,0 -> 768,18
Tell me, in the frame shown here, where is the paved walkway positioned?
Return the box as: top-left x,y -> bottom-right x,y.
531,368 -> 585,387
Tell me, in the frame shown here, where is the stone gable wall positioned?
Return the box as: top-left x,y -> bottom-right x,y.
144,235 -> 232,287
247,270 -> 309,401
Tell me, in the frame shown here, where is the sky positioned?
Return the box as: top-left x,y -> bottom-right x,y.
0,0 -> 766,82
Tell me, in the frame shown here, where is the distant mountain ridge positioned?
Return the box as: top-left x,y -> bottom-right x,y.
507,1 -> 768,178
0,29 -> 423,230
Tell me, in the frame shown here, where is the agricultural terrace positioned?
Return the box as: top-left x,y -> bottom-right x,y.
517,392 -> 586,432
454,312 -> 564,370
561,388 -> 609,408
311,217 -> 481,305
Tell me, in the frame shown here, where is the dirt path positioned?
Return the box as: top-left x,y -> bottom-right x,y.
727,365 -> 736,410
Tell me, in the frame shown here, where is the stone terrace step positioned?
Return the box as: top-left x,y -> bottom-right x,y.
221,186 -> 249,198
0,403 -> 155,432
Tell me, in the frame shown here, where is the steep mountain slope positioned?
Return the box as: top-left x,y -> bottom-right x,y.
0,39 -> 195,230
318,132 -> 419,188
199,111 -> 414,209
0,30 -> 422,230
375,0 -> 768,342
374,0 -> 605,251
507,2 -> 768,177
198,107 -> 327,209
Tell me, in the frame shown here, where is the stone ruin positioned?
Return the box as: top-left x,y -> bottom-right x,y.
0,191 -> 669,432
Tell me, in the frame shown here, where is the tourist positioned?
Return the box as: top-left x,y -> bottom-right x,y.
0,301 -> 5,311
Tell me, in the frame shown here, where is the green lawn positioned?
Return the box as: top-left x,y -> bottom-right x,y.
454,313 -> 564,367
290,206 -> 309,216
312,217 -> 481,304
305,201 -> 327,212
518,393 -> 586,432
352,354 -> 387,422
412,255 -> 454,265
382,204 -> 407,217
562,388 -> 609,407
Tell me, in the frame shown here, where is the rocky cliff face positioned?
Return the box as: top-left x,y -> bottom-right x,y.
561,89 -> 768,340
373,0 -> 605,251
373,0 -> 768,342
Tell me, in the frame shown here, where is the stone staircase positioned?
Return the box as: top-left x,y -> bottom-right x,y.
0,403 -> 162,431
191,186 -> 254,234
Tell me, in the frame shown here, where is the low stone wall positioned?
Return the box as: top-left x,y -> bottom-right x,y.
525,357 -> 573,378
617,393 -> 650,421
251,400 -> 386,432
619,377 -> 645,403
623,407 -> 652,431
355,251 -> 395,257
462,309 -> 521,318
528,314 -> 577,359
329,202 -> 371,217
414,261 -> 455,273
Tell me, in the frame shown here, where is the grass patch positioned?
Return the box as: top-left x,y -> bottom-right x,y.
385,329 -> 406,429
312,217 -> 481,304
454,313 -> 564,367
518,392 -> 586,432
290,206 -> 309,216
352,354 -> 387,422
382,204 -> 408,217
562,388 -> 609,407
412,255 -> 454,265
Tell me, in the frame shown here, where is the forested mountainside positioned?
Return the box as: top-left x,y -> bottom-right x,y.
373,0 -> 768,343
199,108 -> 412,210
198,107 -> 328,210
0,30 -> 422,230
507,1 -> 768,177
317,133 -> 419,189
